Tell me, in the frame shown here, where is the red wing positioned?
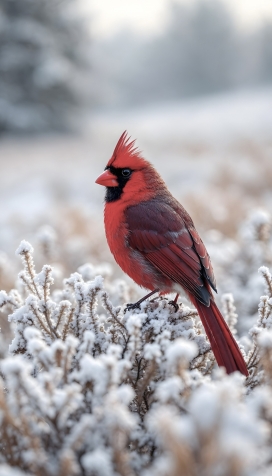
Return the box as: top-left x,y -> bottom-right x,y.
188,228 -> 216,292
126,200 -> 216,305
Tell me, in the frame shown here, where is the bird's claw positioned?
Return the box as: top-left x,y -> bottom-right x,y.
124,302 -> 141,313
168,300 -> 179,312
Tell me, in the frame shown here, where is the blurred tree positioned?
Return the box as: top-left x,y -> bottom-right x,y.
258,22 -> 272,84
0,0 -> 92,134
127,0 -> 240,104
99,0 -> 272,108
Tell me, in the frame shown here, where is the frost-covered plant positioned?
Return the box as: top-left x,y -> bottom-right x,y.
0,241 -> 272,475
207,209 -> 272,335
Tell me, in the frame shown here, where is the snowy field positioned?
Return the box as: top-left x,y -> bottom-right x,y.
1,88 -> 272,233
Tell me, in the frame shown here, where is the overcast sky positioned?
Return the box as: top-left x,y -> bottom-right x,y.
80,0 -> 272,38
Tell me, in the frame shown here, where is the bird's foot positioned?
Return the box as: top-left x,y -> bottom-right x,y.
124,289 -> 160,313
168,300 -> 179,312
124,302 -> 141,313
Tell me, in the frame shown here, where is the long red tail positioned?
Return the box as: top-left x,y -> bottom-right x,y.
190,295 -> 248,376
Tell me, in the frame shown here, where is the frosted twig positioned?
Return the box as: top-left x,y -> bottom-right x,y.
101,291 -> 125,331
136,359 -> 156,408
85,285 -> 100,336
54,301 -> 72,332
221,293 -> 238,335
18,271 -> 36,296
62,307 -> 74,341
27,298 -> 52,337
259,266 -> 272,298
16,241 -> 42,299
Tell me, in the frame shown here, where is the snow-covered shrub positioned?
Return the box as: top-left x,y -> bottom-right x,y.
207,209 -> 272,335
0,241 -> 272,475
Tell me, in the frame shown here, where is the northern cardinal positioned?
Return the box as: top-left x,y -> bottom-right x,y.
95,132 -> 248,376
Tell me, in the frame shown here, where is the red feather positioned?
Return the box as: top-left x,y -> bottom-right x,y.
190,296 -> 248,375
97,132 -> 248,376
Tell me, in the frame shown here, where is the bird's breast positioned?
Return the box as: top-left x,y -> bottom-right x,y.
104,201 -> 171,291
104,201 -> 128,257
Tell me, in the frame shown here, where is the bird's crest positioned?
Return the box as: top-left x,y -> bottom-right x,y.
107,131 -> 147,169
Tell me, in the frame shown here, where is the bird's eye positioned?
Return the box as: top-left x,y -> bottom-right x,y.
122,168 -> 131,177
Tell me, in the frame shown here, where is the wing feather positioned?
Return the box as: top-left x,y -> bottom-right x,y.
126,199 -> 216,304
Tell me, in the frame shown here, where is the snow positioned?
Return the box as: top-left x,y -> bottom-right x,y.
37,225 -> 57,242
1,355 -> 30,375
166,338 -> 198,366
85,275 -> 104,292
0,290 -> 8,307
35,265 -> 54,287
78,263 -> 112,281
156,376 -> 184,403
259,266 -> 271,276
24,326 -> 41,340
82,449 -> 113,476
15,240 -> 34,256
126,313 -> 143,334
258,329 -> 272,349
144,343 -> 161,362
0,466 -> 29,476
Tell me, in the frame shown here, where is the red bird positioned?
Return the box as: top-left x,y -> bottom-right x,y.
95,132 -> 248,376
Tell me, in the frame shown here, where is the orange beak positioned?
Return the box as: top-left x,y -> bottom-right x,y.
95,169 -> 118,187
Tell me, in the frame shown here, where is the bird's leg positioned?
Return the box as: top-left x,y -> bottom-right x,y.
125,288 -> 160,312
168,293 -> 179,312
